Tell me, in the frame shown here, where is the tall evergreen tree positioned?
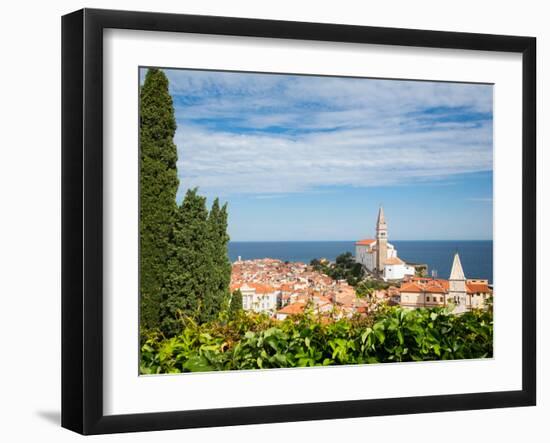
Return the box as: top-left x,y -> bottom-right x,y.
229,289 -> 243,317
206,198 -> 232,321
160,188 -> 213,335
160,192 -> 232,335
139,69 -> 179,330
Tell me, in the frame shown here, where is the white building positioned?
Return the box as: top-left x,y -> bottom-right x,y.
239,283 -> 279,314
355,207 -> 415,281
383,256 -> 415,280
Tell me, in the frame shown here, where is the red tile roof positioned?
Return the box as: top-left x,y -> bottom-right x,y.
277,302 -> 306,315
466,283 -> 491,294
245,282 -> 277,294
400,282 -> 424,293
313,295 -> 333,304
424,282 -> 447,293
355,239 -> 376,245
400,278 -> 449,294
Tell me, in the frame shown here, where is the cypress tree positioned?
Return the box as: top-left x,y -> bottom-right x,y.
206,198 -> 232,321
160,188 -> 213,335
139,68 -> 179,330
229,289 -> 243,317
160,192 -> 232,335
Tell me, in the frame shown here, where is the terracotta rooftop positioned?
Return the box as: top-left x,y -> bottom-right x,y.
466,283 -> 492,294
400,282 -> 424,293
277,302 -> 306,315
401,278 -> 493,295
400,278 -> 449,294
313,295 -> 333,304
424,281 -> 447,293
355,239 -> 376,245
244,282 -> 277,294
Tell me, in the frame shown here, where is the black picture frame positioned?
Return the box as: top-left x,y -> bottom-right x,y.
61,8 -> 536,435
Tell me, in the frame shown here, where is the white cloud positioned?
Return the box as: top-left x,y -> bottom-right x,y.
175,121 -> 492,196
162,69 -> 493,196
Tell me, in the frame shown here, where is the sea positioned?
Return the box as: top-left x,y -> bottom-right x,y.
228,240 -> 493,283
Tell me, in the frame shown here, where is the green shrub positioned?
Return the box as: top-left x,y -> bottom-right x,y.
140,305 -> 492,374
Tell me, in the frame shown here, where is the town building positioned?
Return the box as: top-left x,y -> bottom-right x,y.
275,294 -> 334,321
231,258 -> 374,319
276,301 -> 306,320
398,252 -> 492,313
355,207 -> 415,281
234,282 -> 280,314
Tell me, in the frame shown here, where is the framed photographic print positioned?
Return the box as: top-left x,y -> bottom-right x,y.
61,8 -> 536,435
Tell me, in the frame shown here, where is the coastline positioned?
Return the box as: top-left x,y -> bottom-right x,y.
228,240 -> 493,283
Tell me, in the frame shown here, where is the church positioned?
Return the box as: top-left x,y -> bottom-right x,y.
398,252 -> 492,313
355,207 -> 415,281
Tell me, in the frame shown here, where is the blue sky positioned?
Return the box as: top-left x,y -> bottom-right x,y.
140,68 -> 493,241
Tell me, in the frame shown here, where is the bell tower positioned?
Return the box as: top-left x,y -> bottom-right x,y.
375,206 -> 388,272
448,252 -> 467,312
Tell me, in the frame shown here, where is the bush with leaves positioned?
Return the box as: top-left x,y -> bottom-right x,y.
140,305 -> 492,374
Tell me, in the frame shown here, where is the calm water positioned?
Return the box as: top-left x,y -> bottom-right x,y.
228,240 -> 493,283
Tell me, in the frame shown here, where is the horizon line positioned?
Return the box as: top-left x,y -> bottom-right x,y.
228,239 -> 493,243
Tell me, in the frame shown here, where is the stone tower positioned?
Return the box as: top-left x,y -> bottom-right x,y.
448,252 -> 467,313
375,206 -> 388,273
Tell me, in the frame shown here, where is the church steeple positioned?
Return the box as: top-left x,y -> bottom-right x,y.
450,252 -> 466,280
448,251 -> 467,313
376,206 -> 387,238
377,206 -> 386,227
375,206 -> 388,272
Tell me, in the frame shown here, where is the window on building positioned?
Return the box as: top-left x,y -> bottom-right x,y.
426,296 -> 430,302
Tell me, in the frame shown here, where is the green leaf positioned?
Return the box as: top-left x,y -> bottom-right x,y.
397,330 -> 404,345
374,329 -> 385,344
182,356 -> 213,372
361,328 -> 373,343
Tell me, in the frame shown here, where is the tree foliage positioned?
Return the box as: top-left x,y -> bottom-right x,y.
159,189 -> 232,336
206,198 -> 232,321
139,68 -> 179,330
311,252 -> 365,286
355,279 -> 389,298
229,289 -> 243,317
160,189 -> 210,335
139,68 -> 232,335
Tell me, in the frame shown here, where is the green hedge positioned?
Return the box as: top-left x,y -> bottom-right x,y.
140,305 -> 493,374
